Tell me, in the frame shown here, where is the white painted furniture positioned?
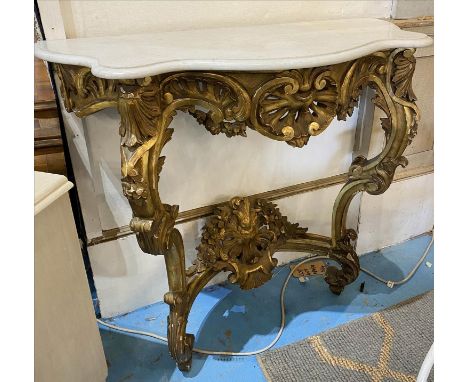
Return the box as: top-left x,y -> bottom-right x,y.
35,172 -> 107,382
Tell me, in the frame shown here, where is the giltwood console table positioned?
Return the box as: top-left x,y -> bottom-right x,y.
35,18 -> 432,371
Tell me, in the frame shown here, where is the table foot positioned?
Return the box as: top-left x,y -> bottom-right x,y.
325,230 -> 360,295
164,291 -> 194,371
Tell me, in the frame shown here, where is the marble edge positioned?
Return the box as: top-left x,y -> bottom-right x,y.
34,21 -> 433,80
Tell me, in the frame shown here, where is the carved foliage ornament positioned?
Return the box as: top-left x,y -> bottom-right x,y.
54,48 -> 420,267
118,77 -> 162,148
325,229 -> 359,295
336,52 -> 387,121
194,197 -> 307,289
346,49 -> 419,196
161,73 -> 251,138
55,65 -> 119,116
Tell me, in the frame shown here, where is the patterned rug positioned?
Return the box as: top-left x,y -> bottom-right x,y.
258,291 -> 433,382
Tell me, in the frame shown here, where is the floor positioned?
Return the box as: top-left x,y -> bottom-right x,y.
99,234 -> 434,382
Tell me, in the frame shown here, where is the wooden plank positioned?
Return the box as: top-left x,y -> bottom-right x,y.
34,152 -> 67,175
34,58 -> 55,104
391,16 -> 434,29
34,138 -> 64,155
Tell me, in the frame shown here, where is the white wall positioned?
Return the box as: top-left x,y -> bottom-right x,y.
58,1 -> 393,38
356,173 -> 434,254
82,108 -> 357,231
391,0 -> 434,19
38,0 -> 434,317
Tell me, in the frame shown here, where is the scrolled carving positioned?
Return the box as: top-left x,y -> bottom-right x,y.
164,291 -> 194,371
116,80 -> 178,255
252,68 -> 339,147
348,154 -> 409,195
337,52 -> 388,120
336,49 -> 419,202
121,174 -> 148,203
160,72 -> 251,138
391,49 -> 417,102
329,49 -> 420,296
55,64 -> 118,116
195,197 -> 307,289
325,229 -> 360,295
388,49 -> 419,144
130,204 -> 178,255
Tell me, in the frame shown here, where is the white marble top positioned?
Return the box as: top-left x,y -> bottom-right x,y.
34,18 -> 432,80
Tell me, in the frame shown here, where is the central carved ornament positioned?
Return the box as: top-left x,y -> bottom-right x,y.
194,197 -> 307,289
254,68 -> 338,147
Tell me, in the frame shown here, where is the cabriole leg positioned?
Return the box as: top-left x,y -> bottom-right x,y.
163,230 -> 193,371
327,48 -> 420,295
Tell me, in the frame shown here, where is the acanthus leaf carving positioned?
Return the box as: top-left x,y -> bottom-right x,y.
336,52 -> 388,120
163,291 -> 193,371
392,49 -> 417,102
188,108 -> 247,137
194,197 -> 307,289
117,77 -> 162,148
160,72 -> 250,138
389,49 -> 419,144
325,229 -> 359,295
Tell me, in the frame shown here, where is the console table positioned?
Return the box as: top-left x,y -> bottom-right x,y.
35,18 -> 432,371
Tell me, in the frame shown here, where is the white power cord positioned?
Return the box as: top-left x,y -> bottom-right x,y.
416,343 -> 434,382
97,235 -> 434,357
360,235 -> 434,288
98,255 -> 329,356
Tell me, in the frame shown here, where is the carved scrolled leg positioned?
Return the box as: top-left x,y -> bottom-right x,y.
325,229 -> 359,295
327,48 -> 420,295
160,227 -> 221,371
54,64 -> 200,370
163,230 -> 193,371
116,80 -> 203,371
116,73 -> 255,371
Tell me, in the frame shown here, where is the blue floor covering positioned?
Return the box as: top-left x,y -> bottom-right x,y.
99,234 -> 434,382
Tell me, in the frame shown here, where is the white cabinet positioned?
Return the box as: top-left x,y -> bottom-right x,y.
35,172 -> 107,382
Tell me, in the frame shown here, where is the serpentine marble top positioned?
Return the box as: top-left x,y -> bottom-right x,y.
34,18 -> 432,80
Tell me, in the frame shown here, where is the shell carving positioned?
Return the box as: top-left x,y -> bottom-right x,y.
253,68 -> 338,147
